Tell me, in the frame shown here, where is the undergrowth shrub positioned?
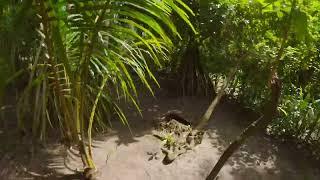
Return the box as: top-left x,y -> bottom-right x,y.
268,86 -> 320,150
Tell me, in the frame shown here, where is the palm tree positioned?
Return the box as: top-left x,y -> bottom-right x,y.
0,0 -> 195,178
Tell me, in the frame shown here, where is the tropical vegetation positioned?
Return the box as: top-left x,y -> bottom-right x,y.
1,0 -> 320,179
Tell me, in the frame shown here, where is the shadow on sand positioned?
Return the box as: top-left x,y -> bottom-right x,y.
1,94 -> 320,180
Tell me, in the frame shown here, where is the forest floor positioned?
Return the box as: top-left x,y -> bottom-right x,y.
1,91 -> 320,180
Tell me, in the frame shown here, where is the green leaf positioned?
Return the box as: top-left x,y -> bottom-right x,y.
292,9 -> 308,41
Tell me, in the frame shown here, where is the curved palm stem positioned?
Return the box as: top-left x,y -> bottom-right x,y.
88,76 -> 108,158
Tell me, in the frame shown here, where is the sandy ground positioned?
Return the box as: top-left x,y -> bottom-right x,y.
1,93 -> 320,180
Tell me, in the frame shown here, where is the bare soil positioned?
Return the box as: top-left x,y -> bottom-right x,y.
1,92 -> 320,180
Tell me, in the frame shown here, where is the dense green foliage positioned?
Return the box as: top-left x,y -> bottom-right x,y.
175,0 -> 320,156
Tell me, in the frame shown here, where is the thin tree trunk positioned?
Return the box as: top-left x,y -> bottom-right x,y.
206,116 -> 262,180
206,73 -> 282,180
195,84 -> 226,129
195,54 -> 247,130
